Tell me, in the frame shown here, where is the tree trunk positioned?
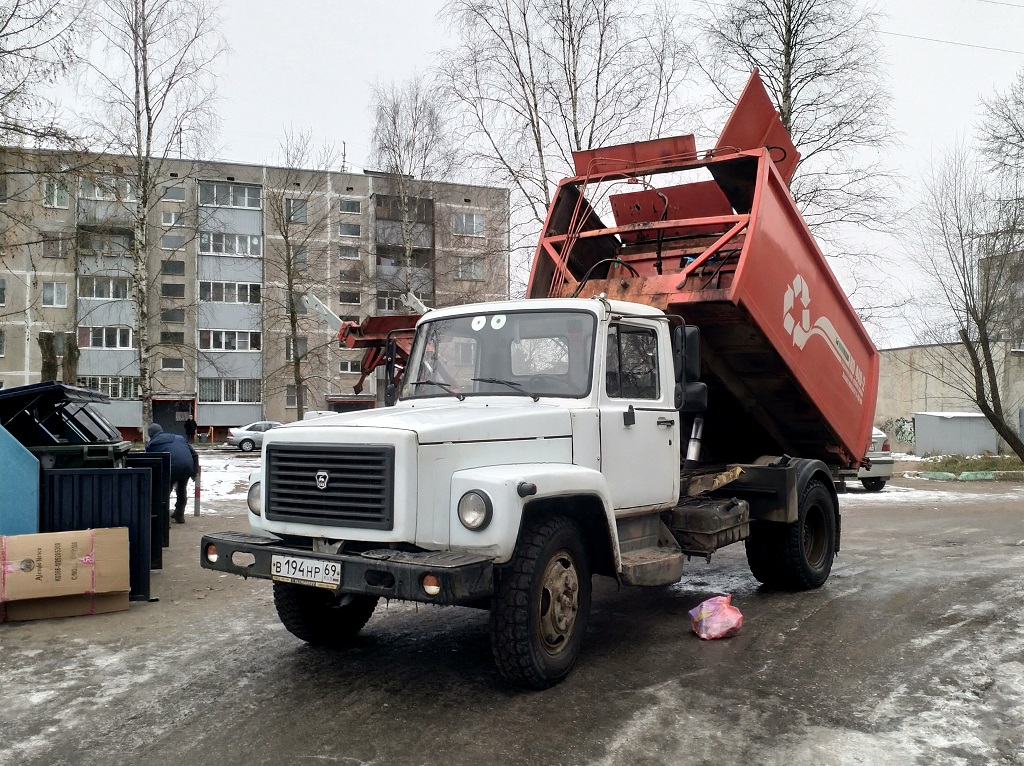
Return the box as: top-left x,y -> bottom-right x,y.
38,332 -> 58,382
61,332 -> 80,384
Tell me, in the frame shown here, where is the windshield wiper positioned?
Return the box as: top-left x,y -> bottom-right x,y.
411,379 -> 465,401
472,377 -> 540,402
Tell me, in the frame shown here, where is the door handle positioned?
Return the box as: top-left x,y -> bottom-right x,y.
657,417 -> 675,427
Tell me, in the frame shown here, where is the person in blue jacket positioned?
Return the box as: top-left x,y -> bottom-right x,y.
145,422 -> 199,523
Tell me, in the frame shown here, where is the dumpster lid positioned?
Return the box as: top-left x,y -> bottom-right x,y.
0,382 -> 124,446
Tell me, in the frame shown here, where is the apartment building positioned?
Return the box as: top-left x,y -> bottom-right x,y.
0,149 -> 510,438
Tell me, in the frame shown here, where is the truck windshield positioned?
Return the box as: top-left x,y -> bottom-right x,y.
399,310 -> 597,400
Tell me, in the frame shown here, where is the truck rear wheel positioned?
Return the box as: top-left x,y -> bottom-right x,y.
273,582 -> 378,647
490,516 -> 592,689
745,479 -> 836,590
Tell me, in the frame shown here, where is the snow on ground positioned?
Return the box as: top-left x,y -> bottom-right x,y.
194,450 -> 261,513
842,481 -> 1024,505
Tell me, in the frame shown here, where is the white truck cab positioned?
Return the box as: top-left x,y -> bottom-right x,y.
203,297 -> 838,688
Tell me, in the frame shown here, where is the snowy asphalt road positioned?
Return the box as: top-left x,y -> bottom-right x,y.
2,470 -> 1023,766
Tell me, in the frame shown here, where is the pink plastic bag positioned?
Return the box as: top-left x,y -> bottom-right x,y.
688,594 -> 743,640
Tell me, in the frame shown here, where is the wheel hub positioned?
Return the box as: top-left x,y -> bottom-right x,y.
539,550 -> 579,653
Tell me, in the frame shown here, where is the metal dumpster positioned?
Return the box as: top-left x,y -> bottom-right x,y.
0,382 -> 132,468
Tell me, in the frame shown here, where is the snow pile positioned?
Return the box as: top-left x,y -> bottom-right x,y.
194,452 -> 261,513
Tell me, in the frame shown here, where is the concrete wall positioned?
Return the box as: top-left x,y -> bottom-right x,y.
877,342 -> 1024,453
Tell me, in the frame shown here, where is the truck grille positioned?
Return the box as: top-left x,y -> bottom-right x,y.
265,444 -> 395,529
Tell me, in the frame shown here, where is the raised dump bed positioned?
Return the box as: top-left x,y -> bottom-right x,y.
527,71 -> 878,469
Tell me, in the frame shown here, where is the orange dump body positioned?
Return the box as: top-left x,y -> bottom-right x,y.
527,72 -> 878,468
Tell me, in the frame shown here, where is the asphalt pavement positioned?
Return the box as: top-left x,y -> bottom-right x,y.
2,472 -> 1023,766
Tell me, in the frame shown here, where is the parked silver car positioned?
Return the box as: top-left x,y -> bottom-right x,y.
227,421 -> 282,452
857,427 -> 894,491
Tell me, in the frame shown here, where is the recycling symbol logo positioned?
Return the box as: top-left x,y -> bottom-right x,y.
783,274 -> 812,348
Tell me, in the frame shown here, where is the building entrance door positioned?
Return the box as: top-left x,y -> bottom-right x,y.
153,399 -> 195,437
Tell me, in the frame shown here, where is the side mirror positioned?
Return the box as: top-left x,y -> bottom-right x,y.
671,325 -> 701,383
384,383 -> 398,407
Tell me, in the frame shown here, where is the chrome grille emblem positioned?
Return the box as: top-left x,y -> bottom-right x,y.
315,470 -> 329,490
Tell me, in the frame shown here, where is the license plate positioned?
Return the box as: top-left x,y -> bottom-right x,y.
270,555 -> 341,588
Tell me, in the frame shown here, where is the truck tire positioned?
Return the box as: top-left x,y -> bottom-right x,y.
745,479 -> 836,590
861,477 -> 886,492
273,582 -> 378,647
490,516 -> 592,689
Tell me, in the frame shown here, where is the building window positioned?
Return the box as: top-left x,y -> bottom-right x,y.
198,329 -> 261,351
162,211 -> 184,226
339,223 -> 360,237
199,281 -> 261,303
79,276 -> 130,299
161,357 -> 184,370
286,384 -> 308,408
0,277 -> 5,305
163,186 -> 186,202
161,233 -> 186,250
0,329 -> 4,356
77,376 -> 140,399
199,231 -> 261,256
289,292 -> 307,315
339,359 -> 360,373
285,336 -> 308,361
78,326 -> 132,349
339,245 -> 359,259
80,232 -> 130,256
0,174 -> 6,203
338,291 -> 360,305
161,283 -> 185,299
339,199 -> 360,213
42,282 -> 68,307
42,233 -> 72,259
160,331 -> 185,345
198,182 -> 261,209
161,259 -> 186,275
80,176 -> 136,202
339,268 -> 360,283
338,315 -> 360,325
376,289 -> 425,312
161,308 -> 185,323
198,377 -> 261,403
43,179 -> 70,208
285,198 -> 307,223
455,256 -> 485,281
453,212 -> 485,236
293,246 -> 308,271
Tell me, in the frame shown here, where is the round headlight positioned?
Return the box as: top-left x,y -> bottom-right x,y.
457,490 -> 492,530
247,481 -> 262,516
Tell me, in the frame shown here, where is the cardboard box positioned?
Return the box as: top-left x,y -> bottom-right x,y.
1,528 -> 130,621
2,592 -> 130,622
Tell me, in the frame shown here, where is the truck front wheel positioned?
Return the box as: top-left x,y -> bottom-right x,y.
490,516 -> 592,689
273,582 -> 378,647
745,479 -> 836,590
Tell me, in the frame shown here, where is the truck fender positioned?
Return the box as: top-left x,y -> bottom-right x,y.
449,464 -> 619,576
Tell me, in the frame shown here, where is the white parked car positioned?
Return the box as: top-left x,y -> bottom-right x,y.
857,427 -> 893,491
227,421 -> 282,452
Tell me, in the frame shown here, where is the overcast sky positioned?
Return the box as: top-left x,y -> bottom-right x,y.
208,0 -> 1024,346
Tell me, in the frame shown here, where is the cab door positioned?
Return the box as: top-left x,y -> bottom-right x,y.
599,321 -> 680,510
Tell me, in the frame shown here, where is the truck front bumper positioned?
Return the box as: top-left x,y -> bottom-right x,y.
200,532 -> 495,605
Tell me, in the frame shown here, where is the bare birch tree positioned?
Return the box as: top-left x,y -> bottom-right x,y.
262,128 -> 337,420
437,0 -> 690,285
695,0 -> 897,238
81,0 -> 225,429
369,75 -> 458,305
911,145 -> 1024,459
0,0 -> 84,146
979,68 -> 1024,175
